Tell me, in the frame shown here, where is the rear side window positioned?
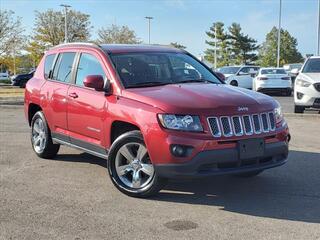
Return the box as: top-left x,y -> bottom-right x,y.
75,53 -> 106,86
44,54 -> 56,79
52,52 -> 76,82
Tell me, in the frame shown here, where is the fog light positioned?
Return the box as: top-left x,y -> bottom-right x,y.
297,92 -> 304,100
170,144 -> 193,157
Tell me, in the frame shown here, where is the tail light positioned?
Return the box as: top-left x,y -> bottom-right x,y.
281,77 -> 290,80
258,77 -> 268,80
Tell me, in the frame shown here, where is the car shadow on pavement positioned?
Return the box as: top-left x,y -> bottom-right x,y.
152,150 -> 320,223
52,153 -> 108,168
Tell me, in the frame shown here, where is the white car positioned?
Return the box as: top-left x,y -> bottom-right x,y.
0,71 -> 9,81
294,56 -> 320,113
218,66 -> 260,89
253,68 -> 292,96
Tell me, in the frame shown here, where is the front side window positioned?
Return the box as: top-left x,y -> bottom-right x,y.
52,52 -> 76,82
75,53 -> 106,86
302,58 -> 320,73
44,54 -> 56,79
109,52 -> 221,88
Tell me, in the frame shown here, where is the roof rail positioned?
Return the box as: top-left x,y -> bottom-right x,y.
50,42 -> 101,50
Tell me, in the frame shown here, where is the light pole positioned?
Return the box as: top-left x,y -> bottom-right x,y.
60,4 -> 71,43
317,0 -> 320,55
145,16 -> 153,44
277,0 -> 282,67
214,24 -> 217,70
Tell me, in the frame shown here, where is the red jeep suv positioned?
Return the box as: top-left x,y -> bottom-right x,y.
25,43 -> 290,197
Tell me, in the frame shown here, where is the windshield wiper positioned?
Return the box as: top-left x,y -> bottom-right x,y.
126,81 -> 171,88
177,79 -> 218,84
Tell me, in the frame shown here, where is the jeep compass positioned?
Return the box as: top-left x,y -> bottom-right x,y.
24,43 -> 290,197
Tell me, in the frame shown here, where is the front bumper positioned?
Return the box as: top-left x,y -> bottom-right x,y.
155,141 -> 288,178
294,84 -> 320,107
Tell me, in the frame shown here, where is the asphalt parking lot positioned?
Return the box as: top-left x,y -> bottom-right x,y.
1,102 -> 320,240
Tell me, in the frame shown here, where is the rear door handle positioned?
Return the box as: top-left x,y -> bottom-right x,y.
68,92 -> 78,99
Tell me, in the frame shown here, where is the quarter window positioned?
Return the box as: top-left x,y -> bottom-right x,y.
52,52 -> 76,82
44,54 -> 56,79
75,53 -> 106,86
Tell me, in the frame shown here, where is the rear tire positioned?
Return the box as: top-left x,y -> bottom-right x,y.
108,130 -> 167,198
294,105 -> 305,113
234,170 -> 263,178
31,111 -> 60,159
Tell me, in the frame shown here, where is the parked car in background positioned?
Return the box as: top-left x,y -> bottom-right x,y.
283,63 -> 303,85
11,70 -> 35,88
253,68 -> 292,96
218,66 -> 260,89
24,43 -> 290,197
0,71 -> 10,81
294,56 -> 320,113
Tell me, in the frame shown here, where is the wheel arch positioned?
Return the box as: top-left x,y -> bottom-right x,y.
28,103 -> 42,126
110,120 -> 140,145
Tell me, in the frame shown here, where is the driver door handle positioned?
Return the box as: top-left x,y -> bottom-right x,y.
68,92 -> 78,99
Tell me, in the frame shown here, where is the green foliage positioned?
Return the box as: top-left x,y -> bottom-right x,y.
228,23 -> 259,65
205,22 -> 258,66
97,24 -> 141,44
258,26 -> 303,67
170,42 -> 186,50
204,22 -> 230,67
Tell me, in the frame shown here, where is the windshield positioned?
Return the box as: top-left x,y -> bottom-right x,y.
261,69 -> 286,75
302,58 -> 320,73
109,52 -> 221,88
218,66 -> 240,74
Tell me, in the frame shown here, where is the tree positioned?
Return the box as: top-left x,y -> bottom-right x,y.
97,24 -> 141,44
0,10 -> 25,74
228,23 -> 259,65
205,22 -> 230,67
170,42 -> 186,50
258,26 -> 303,67
31,9 -> 91,47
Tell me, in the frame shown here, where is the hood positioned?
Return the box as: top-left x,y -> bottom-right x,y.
122,83 -> 276,115
299,73 -> 320,83
224,74 -> 234,78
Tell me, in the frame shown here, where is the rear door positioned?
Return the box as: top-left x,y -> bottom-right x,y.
67,51 -> 108,153
41,52 -> 76,140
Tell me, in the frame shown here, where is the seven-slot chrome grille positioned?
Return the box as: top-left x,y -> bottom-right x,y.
207,112 -> 276,138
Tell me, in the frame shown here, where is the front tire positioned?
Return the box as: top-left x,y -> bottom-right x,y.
31,111 -> 60,158
230,80 -> 238,87
294,105 -> 305,113
108,130 -> 166,198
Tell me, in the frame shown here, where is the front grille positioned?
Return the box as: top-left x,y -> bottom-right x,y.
314,83 -> 320,92
208,111 -> 276,138
313,98 -> 320,108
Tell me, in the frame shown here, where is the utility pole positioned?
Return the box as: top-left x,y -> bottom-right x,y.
214,24 -> 217,70
317,0 -> 320,55
277,0 -> 282,67
145,16 -> 153,44
60,4 -> 71,43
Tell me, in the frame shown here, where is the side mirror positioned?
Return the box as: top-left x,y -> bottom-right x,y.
83,75 -> 105,91
291,68 -> 300,75
238,71 -> 247,76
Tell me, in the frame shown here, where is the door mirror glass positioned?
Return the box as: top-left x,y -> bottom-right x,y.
83,75 -> 104,91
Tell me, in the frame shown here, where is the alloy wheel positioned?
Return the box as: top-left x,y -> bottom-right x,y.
32,118 -> 46,153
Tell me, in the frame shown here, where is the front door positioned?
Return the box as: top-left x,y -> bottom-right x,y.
67,52 -> 108,152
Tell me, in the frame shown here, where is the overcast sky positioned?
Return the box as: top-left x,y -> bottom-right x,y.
1,0 -> 318,57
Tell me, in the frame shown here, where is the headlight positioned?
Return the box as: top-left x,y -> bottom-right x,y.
274,107 -> 283,124
158,114 -> 203,132
296,79 -> 311,87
